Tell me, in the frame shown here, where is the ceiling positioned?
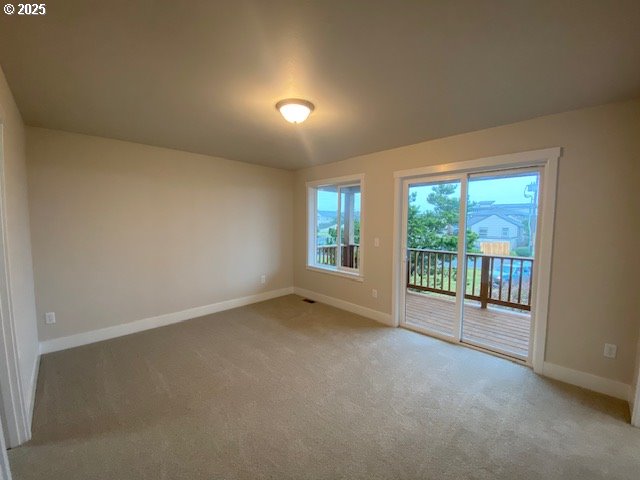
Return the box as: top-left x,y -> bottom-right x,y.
1,1 -> 639,170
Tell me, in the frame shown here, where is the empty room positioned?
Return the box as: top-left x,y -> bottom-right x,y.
1,1 -> 640,479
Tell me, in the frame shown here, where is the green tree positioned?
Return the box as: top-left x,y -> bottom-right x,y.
327,226 -> 337,244
354,219 -> 360,244
407,192 -> 439,248
408,186 -> 479,251
327,219 -> 360,245
521,218 -> 530,247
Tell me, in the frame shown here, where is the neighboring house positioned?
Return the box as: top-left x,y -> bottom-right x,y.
468,214 -> 522,249
467,201 -> 537,252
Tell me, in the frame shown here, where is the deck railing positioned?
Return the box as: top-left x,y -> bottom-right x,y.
317,244 -> 360,269
407,248 -> 534,311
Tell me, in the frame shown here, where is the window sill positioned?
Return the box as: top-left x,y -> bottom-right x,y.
306,265 -> 364,282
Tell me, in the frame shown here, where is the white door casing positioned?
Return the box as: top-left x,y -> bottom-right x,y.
392,147 -> 560,373
0,123 -> 30,449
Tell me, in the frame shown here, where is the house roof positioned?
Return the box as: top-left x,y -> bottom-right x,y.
469,203 -> 534,216
468,214 -> 523,228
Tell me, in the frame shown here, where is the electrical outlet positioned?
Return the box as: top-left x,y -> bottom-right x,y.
260,274 -> 266,284
603,343 -> 617,359
374,237 -> 380,247
45,312 -> 56,325
372,289 -> 378,298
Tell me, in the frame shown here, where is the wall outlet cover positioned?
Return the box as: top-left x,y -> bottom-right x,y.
603,343 -> 617,359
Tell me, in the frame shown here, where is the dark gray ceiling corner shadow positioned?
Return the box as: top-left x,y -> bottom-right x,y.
0,0 -> 639,169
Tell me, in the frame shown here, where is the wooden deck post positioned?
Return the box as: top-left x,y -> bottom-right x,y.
479,255 -> 490,309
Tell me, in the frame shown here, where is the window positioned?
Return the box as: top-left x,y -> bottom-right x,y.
479,227 -> 488,238
307,175 -> 363,278
502,227 -> 510,238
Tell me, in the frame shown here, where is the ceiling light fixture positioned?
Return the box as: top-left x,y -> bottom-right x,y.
276,98 -> 314,124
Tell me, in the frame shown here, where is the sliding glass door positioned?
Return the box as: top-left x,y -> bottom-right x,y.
401,167 -> 542,361
403,176 -> 465,339
461,170 -> 540,359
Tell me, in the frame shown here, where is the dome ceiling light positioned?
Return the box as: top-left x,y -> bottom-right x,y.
275,98 -> 314,124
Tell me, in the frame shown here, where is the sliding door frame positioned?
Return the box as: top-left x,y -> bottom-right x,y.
399,173 -> 467,341
463,166 -> 543,363
392,147 -> 561,373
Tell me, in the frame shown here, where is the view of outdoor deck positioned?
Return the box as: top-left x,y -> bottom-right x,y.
405,292 -> 531,359
405,247 -> 534,359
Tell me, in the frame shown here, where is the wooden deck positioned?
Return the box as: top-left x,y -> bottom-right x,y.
405,291 -> 531,359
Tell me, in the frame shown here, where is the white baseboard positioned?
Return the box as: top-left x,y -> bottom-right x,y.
39,287 -> 294,354
293,287 -> 393,326
35,285 -> 633,409
542,362 -> 631,401
291,289 -> 631,405
26,353 -> 40,432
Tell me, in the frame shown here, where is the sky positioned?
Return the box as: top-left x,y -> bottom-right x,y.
316,173 -> 539,212
410,173 -> 539,212
318,191 -> 361,212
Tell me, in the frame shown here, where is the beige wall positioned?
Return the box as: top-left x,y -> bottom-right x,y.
27,128 -> 293,341
0,67 -> 39,413
294,98 -> 640,385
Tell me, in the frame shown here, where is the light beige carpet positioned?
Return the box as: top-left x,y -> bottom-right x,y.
9,295 -> 640,479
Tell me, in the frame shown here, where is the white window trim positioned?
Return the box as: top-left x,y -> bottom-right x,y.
306,265 -> 365,282
306,173 -> 365,280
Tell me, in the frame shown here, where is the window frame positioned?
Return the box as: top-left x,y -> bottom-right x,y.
306,174 -> 365,281
501,227 -> 510,238
479,227 -> 488,238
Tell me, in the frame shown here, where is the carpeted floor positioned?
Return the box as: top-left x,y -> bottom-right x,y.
8,295 -> 640,479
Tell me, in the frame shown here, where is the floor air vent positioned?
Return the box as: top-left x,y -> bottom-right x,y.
302,298 -> 316,303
